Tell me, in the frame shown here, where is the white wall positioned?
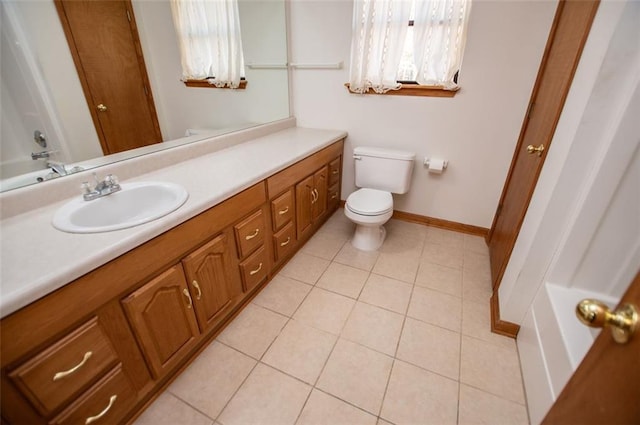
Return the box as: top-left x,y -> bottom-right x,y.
288,0 -> 557,228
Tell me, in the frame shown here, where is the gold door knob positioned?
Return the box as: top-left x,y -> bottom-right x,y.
576,299 -> 638,344
526,144 -> 545,156
97,104 -> 108,112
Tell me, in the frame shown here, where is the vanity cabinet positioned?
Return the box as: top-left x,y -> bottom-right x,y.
0,139 -> 344,425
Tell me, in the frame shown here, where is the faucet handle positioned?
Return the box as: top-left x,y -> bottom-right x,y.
81,182 -> 92,195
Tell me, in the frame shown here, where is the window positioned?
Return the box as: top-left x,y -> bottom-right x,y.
170,0 -> 246,89
347,0 -> 472,96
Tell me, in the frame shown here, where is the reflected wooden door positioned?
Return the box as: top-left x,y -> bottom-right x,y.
542,272 -> 640,423
55,0 -> 162,154
488,0 -> 599,292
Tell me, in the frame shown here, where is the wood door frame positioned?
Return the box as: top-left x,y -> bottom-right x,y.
488,0 -> 600,337
54,0 -> 162,154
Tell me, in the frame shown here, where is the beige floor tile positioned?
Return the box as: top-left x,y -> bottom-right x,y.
318,209 -> 355,238
460,336 -> 525,404
301,231 -> 348,260
385,219 -> 428,240
316,339 -> 393,415
341,302 -> 404,356
293,287 -> 355,334
280,252 -> 331,284
458,384 -> 529,425
316,262 -> 369,299
262,320 -> 337,384
168,342 -> 256,419
425,227 -> 464,250
134,392 -> 213,425
379,228 -> 424,258
252,275 -> 312,317
359,273 -> 413,314
396,318 -> 460,380
407,286 -> 462,332
296,389 -> 377,425
463,251 -> 492,279
421,242 -> 463,269
334,241 -> 380,271
372,252 -> 420,283
218,363 -> 311,425
380,360 -> 458,425
217,304 -> 288,359
463,234 -> 490,256
415,260 -> 462,297
377,419 -> 394,425
462,299 -> 515,349
462,270 -> 492,304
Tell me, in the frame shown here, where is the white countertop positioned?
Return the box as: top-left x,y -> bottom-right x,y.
0,127 -> 346,318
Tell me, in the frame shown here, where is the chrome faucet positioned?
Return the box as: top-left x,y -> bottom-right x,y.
47,161 -> 68,176
82,173 -> 121,201
31,150 -> 51,160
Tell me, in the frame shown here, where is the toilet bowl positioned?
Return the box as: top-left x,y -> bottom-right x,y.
343,146 -> 415,251
345,188 -> 393,251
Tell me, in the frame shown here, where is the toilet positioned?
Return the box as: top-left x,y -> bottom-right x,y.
344,146 -> 415,251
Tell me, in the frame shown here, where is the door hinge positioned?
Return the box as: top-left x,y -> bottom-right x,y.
126,10 -> 131,22
496,204 -> 503,217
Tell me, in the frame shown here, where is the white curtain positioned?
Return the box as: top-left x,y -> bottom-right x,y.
413,0 -> 471,89
348,0 -> 412,93
170,0 -> 245,88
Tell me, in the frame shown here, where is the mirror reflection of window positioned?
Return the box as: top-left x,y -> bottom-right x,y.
170,0 -> 246,88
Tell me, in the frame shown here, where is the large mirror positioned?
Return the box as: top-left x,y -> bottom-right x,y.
0,0 -> 290,192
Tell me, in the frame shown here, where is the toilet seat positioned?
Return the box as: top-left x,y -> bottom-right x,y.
346,188 -> 393,216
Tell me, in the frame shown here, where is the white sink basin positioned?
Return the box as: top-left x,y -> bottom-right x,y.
53,182 -> 189,233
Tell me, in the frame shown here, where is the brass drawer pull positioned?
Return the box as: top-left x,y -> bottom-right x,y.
332,170 -> 339,175
85,394 -> 117,424
280,237 -> 291,247
53,351 -> 93,381
331,192 -> 338,200
249,262 -> 263,275
245,228 -> 260,240
191,280 -> 202,300
183,288 -> 193,309
278,207 -> 289,215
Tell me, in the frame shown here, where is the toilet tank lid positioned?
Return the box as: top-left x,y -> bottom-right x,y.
354,146 -> 415,161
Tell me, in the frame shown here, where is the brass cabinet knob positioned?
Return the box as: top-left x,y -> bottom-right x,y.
526,144 -> 545,156
97,104 -> 108,112
576,299 -> 638,344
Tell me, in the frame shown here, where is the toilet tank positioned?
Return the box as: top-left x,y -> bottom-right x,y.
354,147 -> 415,194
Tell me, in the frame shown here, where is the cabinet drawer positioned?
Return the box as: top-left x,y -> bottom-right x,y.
234,209 -> 266,258
328,157 -> 341,187
328,182 -> 340,211
239,246 -> 268,292
50,364 -> 136,425
9,318 -> 119,415
271,189 -> 294,231
273,221 -> 296,263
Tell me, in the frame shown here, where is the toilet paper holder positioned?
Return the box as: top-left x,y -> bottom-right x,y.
423,157 -> 448,170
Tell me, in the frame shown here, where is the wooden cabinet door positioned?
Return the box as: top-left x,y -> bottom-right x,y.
312,166 -> 328,221
182,233 -> 242,333
122,265 -> 199,379
296,175 -> 314,239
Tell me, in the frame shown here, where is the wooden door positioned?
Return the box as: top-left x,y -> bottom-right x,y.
312,166 -> 328,221
121,265 -> 200,379
488,0 -> 599,290
296,175 -> 314,239
542,272 -> 640,423
55,0 -> 162,155
181,233 -> 242,333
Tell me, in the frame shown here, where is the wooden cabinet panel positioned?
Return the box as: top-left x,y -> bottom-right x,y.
122,265 -> 200,379
239,246 -> 268,292
273,221 -> 296,263
50,364 -> 136,425
328,157 -> 341,187
271,189 -> 294,231
328,182 -> 340,212
312,166 -> 328,221
182,233 -> 242,333
296,175 -> 314,239
9,317 -> 118,416
234,209 -> 266,258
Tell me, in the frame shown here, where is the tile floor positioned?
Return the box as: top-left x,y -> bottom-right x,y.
135,210 -> 529,425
